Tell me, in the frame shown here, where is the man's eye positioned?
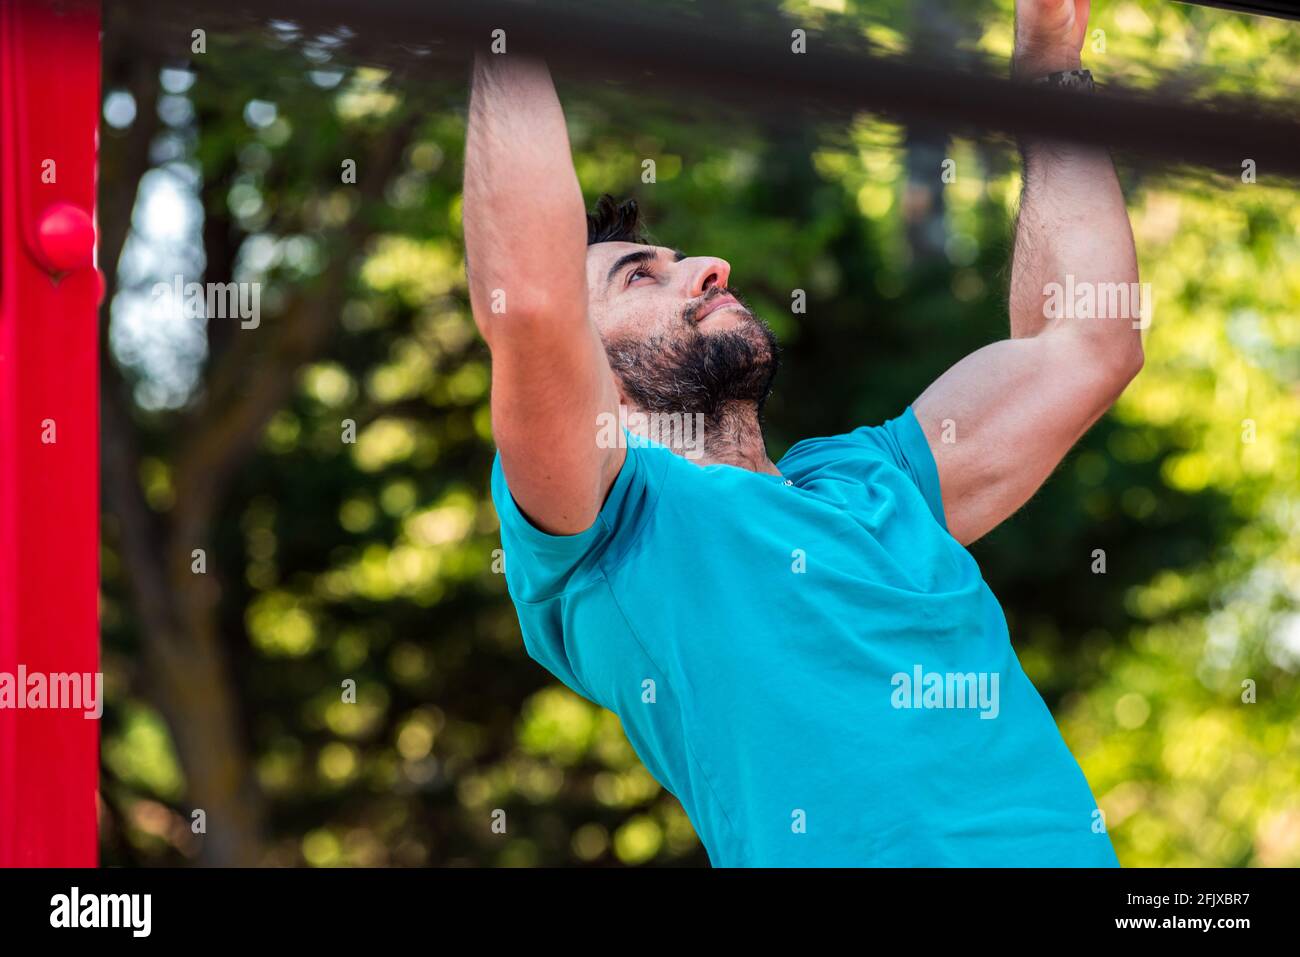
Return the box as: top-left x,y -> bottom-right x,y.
628,268 -> 651,284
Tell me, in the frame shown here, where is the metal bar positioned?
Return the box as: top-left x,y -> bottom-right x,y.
124,0 -> 1300,178
1176,0 -> 1300,22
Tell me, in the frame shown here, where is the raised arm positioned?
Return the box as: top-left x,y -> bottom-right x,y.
464,53 -> 623,534
912,0 -> 1143,546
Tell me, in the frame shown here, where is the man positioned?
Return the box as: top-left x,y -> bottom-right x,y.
463,0 -> 1141,866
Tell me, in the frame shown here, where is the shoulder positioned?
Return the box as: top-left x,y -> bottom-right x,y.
778,406 -> 947,529
779,407 -> 922,471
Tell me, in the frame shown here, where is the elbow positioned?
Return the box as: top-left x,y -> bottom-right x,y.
1128,338 -> 1145,378
1103,336 -> 1144,399
1120,336 -> 1145,384
1071,324 -> 1143,401
487,291 -> 573,331
471,289 -> 584,349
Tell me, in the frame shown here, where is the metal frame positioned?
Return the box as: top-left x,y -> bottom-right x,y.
0,0 -> 1291,868
0,0 -> 101,867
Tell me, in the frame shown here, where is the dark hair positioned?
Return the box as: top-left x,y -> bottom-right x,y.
586,194 -> 648,246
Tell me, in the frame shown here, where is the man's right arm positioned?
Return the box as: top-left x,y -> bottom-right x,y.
464,54 -> 623,535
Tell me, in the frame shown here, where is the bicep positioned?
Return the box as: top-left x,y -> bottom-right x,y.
911,332 -> 1129,545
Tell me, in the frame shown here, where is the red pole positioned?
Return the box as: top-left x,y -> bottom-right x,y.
0,0 -> 101,867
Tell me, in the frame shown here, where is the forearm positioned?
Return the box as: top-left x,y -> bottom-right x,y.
1010,140 -> 1139,345
1008,13 -> 1142,369
463,54 -> 587,339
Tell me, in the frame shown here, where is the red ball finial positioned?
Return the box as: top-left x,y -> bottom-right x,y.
34,201 -> 95,274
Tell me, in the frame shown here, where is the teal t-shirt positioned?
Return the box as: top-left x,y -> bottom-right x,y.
491,407 -> 1118,867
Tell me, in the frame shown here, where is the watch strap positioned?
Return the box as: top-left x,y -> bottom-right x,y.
1030,68 -> 1095,92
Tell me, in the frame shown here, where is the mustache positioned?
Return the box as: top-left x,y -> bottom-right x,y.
682,287 -> 755,326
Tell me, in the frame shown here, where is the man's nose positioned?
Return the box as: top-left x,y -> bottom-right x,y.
685,257 -> 732,298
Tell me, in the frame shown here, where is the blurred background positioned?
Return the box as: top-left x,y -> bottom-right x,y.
96,0 -> 1300,866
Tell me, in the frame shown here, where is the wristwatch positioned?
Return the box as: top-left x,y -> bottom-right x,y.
1031,68 -> 1095,92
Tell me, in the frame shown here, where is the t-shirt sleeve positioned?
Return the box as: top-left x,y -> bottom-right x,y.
491,437 -> 663,599
777,405 -> 948,531
490,435 -> 666,700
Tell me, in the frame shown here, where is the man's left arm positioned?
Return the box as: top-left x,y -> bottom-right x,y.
912,0 -> 1144,546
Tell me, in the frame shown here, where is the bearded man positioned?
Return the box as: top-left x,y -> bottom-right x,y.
463,0 -> 1140,866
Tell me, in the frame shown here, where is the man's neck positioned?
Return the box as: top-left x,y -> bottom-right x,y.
623,401 -> 781,476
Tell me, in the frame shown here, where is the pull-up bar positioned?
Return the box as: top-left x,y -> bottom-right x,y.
123,0 -> 1300,178
1179,0 -> 1300,20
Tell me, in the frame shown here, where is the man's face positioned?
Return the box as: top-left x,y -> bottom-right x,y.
584,242 -> 778,420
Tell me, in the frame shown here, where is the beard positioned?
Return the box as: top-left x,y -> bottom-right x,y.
603,290 -> 780,426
